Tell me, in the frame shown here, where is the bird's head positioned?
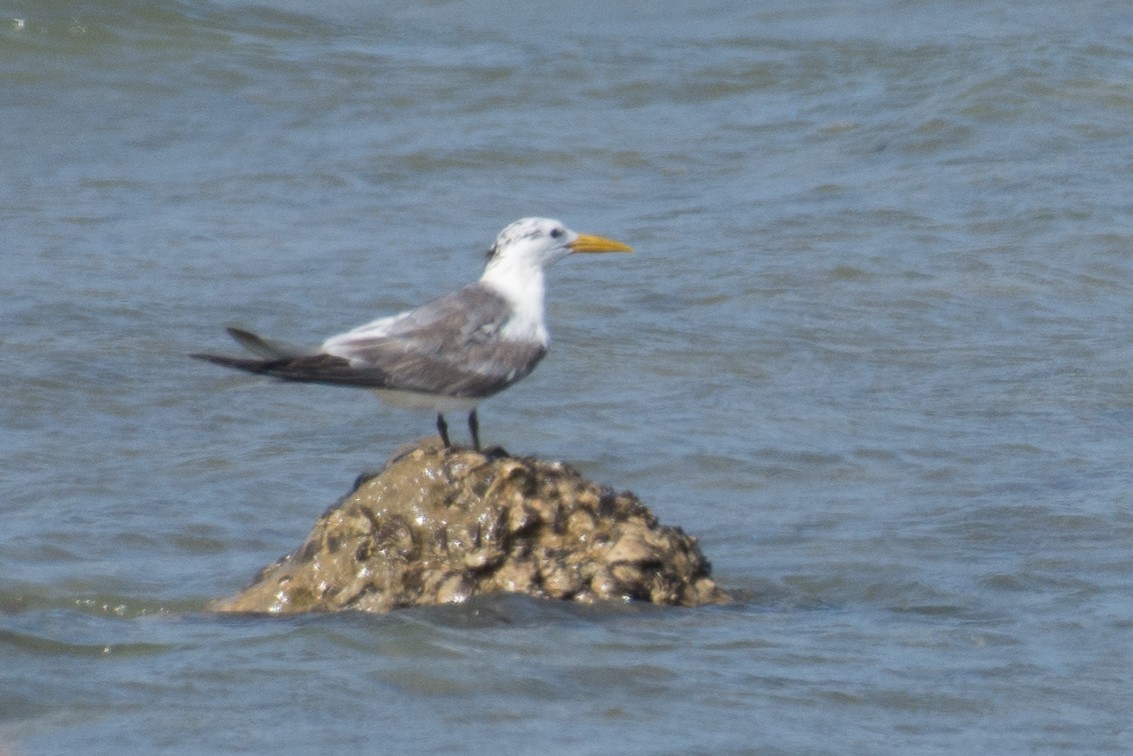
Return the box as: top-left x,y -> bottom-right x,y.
484,218 -> 632,271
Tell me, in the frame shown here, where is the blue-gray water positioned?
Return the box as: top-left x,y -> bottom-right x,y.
3,0 -> 1133,752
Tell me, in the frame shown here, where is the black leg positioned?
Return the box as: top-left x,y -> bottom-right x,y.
436,414 -> 451,448
468,409 -> 481,452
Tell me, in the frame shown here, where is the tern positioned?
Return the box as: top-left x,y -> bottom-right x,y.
193,217 -> 632,450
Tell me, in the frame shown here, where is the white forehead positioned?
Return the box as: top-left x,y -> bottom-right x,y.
494,217 -> 566,246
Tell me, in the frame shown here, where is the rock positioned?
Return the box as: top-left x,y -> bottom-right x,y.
211,439 -> 730,614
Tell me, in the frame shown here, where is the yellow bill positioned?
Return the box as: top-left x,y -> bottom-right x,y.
569,233 -> 634,254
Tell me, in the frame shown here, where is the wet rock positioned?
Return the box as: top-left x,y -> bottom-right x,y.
211,439 -> 730,614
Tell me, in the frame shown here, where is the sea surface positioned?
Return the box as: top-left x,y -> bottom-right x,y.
3,0 -> 1133,752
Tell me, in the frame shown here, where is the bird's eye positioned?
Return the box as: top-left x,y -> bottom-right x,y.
550,227 -> 565,239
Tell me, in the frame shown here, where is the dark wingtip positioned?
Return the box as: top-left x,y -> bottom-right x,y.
190,352 -> 263,371
221,326 -> 300,359
191,352 -> 232,364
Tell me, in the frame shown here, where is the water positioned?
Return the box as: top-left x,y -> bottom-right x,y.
3,0 -> 1133,752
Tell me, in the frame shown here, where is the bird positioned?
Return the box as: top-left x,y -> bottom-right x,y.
192,217 -> 633,451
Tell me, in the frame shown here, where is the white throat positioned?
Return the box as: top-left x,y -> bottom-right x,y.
480,257 -> 549,344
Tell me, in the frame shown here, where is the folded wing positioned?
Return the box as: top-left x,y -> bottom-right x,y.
193,283 -> 547,399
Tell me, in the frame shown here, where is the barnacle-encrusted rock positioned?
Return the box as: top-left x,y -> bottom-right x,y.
211,439 -> 729,614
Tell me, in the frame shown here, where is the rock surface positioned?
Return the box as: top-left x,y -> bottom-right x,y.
211,440 -> 730,614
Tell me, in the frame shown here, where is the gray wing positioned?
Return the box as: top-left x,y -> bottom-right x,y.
324,283 -> 548,398
194,284 -> 546,399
